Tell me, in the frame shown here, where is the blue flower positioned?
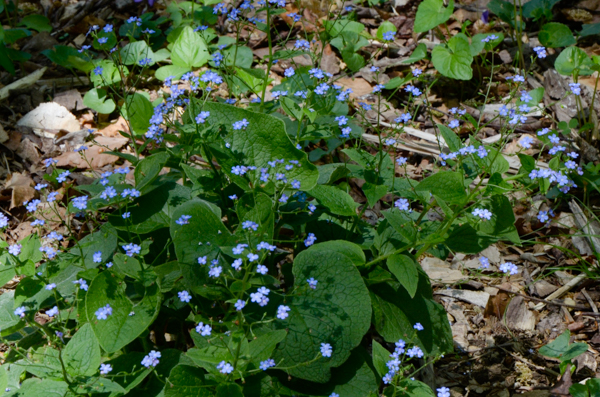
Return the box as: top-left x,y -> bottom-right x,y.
195,111 -> 210,124
533,46 -> 547,59
122,243 -> 141,257
277,305 -> 290,319
314,83 -> 329,95
472,208 -> 492,220
233,119 -> 249,130
295,40 -> 310,50
284,67 -> 295,77
178,290 -> 192,302
176,215 -> 191,225
382,31 -> 396,41
304,233 -> 316,246
320,343 -> 332,357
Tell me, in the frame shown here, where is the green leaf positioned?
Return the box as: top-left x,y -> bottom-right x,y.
123,93 -> 153,135
416,171 -> 466,205
279,347 -> 378,397
445,224 -> 494,253
16,379 -> 68,397
403,42 -> 427,64
539,23 -> 576,48
554,46 -> 593,76
474,195 -> 517,237
487,0 -> 521,29
72,377 -> 126,394
0,366 -> 7,394
437,123 -> 462,152
223,45 -> 253,68
90,60 -> 127,87
85,271 -> 161,353
18,233 -> 42,264
104,352 -> 153,392
69,223 -> 118,269
83,88 -> 116,114
518,153 -> 536,172
0,45 -> 15,74
171,26 -> 209,68
198,102 -> 319,190
20,15 -> 52,32
470,33 -> 504,55
362,182 -> 388,208
308,185 -> 358,216
170,198 -> 232,265
382,210 -> 417,244
324,20 -> 365,37
376,21 -> 396,41
414,0 -> 454,33
63,324 -> 101,377
579,23 -> 600,38
342,49 -> 365,72
304,240 -> 366,267
236,67 -> 267,93
0,290 -> 25,336
588,379 -> 600,396
274,241 -> 372,382
371,340 -> 390,378
216,383 -> 243,397
237,192 -> 275,238
15,277 -> 53,312
396,378 -> 436,396
165,365 -> 212,397
155,65 -> 190,81
120,41 -> 155,65
431,34 -> 473,80
523,0 -> 560,20
134,151 -> 170,191
317,163 -> 350,185
387,254 -> 419,298
385,76 -> 411,89
248,330 -> 287,365
108,181 -> 192,235
370,278 -> 453,356
569,384 -> 589,397
539,330 -> 588,361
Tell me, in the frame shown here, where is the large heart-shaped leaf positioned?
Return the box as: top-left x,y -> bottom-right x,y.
86,271 -> 161,353
63,324 -> 101,377
170,26 -> 209,68
539,22 -> 576,48
195,102 -> 319,191
273,241 -> 371,383
414,0 -> 454,33
431,35 -> 473,80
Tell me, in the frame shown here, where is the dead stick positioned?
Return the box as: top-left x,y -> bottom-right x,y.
492,286 -> 590,311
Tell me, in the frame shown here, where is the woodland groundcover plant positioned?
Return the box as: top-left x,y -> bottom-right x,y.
0,0 -> 597,395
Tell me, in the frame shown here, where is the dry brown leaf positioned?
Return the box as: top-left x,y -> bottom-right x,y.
4,172 -> 36,209
55,136 -> 129,169
337,77 -> 373,98
320,44 -> 340,75
97,116 -> 129,138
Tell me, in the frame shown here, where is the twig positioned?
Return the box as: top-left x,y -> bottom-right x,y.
581,289 -> 599,327
0,67 -> 47,101
492,286 -> 590,311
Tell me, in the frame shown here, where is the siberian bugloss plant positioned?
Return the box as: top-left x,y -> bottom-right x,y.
0,0 -> 592,395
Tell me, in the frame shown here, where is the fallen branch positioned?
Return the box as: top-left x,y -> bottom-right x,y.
0,67 -> 47,102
